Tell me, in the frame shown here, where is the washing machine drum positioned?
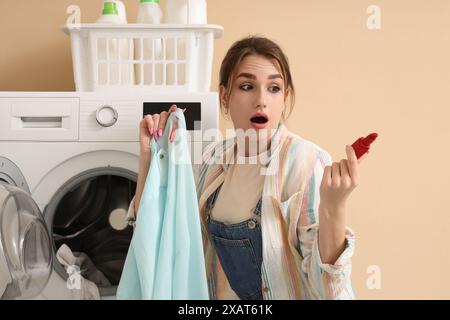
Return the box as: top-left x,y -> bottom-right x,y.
0,182 -> 52,299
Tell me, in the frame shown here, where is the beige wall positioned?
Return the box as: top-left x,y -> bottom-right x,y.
1,0 -> 450,299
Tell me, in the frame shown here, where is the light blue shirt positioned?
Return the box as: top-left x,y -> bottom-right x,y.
117,110 -> 209,300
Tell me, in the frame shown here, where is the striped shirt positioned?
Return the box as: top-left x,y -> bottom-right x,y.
128,121 -> 355,299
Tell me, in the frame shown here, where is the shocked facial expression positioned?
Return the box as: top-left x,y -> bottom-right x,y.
220,54 -> 287,145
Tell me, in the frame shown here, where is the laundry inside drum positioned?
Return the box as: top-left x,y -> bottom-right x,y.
52,175 -> 136,287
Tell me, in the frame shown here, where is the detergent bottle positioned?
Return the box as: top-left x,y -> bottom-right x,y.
115,0 -> 128,23
96,1 -> 122,23
137,0 -> 162,23
135,0 -> 163,85
165,0 -> 207,24
187,0 -> 207,24
96,1 -> 135,86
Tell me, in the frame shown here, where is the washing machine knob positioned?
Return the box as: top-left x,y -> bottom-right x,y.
96,105 -> 118,127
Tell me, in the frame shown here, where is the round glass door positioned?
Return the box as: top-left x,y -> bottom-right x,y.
0,182 -> 52,299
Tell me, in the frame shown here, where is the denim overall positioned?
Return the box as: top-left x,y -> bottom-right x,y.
206,183 -> 264,300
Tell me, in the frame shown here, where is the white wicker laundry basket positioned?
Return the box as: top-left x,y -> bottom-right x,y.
62,24 -> 223,93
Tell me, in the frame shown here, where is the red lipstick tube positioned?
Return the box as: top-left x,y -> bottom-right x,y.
351,133 -> 378,159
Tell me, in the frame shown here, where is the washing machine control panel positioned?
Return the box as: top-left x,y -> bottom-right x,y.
0,92 -> 219,145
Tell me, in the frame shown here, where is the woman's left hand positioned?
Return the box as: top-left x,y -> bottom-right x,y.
318,145 -> 367,264
319,145 -> 366,214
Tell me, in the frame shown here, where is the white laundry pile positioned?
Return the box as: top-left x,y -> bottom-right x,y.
56,244 -> 110,300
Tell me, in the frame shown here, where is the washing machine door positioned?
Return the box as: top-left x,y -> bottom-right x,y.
0,182 -> 52,299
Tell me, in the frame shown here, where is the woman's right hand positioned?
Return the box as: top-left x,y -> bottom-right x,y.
139,104 -> 184,155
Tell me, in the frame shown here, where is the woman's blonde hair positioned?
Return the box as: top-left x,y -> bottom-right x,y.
219,36 -> 295,120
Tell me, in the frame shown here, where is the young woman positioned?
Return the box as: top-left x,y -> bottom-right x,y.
127,36 -> 363,300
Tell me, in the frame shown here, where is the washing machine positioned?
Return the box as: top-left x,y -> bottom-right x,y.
0,91 -> 219,299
